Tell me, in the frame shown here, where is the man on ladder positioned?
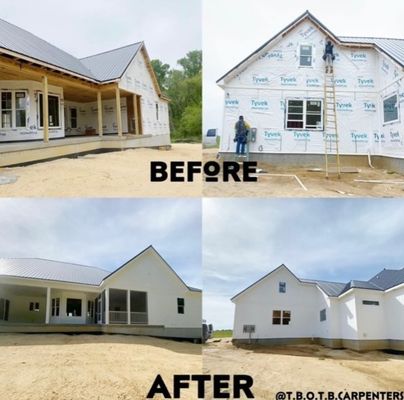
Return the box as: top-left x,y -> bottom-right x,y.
323,40 -> 335,73
233,115 -> 250,157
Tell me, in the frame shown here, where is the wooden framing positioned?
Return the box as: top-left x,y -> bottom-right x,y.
97,90 -> 103,136
115,85 -> 123,136
42,75 -> 49,142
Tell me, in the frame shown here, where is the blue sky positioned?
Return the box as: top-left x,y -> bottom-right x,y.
203,198 -> 404,329
0,199 -> 202,289
203,0 -> 404,133
1,0 -> 201,67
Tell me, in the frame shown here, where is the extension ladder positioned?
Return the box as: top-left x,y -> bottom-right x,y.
323,69 -> 341,178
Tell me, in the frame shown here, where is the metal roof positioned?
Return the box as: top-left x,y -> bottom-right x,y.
340,36 -> 404,67
232,265 -> 404,301
80,42 -> 142,82
0,18 -> 143,82
0,258 -> 108,286
0,18 -> 94,79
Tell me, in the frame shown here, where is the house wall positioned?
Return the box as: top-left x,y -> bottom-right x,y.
120,50 -> 170,136
315,290 -> 340,339
101,251 -> 201,329
233,267 -> 319,340
220,19 -> 403,159
385,285 -> 404,341
64,98 -> 128,135
0,80 -> 64,142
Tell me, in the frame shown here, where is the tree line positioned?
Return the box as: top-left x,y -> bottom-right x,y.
151,50 -> 201,142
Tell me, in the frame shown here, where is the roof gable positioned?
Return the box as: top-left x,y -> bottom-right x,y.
217,10 -> 404,84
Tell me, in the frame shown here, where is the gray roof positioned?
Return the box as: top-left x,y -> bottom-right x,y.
340,36 -> 404,67
369,268 -> 404,290
80,42 -> 142,82
300,279 -> 347,297
0,258 -> 108,286
0,17 -> 143,82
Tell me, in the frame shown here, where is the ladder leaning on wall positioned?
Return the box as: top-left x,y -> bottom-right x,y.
323,68 -> 341,178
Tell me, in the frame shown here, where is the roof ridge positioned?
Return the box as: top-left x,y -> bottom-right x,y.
80,41 -> 143,60
0,257 -> 109,273
302,278 -> 345,285
340,35 -> 404,41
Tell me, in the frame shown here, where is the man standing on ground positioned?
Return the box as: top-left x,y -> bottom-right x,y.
234,115 -> 250,155
323,39 -> 335,73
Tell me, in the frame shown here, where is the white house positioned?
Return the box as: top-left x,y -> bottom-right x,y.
0,246 -> 201,340
0,17 -> 170,143
232,264 -> 404,351
217,11 -> 404,171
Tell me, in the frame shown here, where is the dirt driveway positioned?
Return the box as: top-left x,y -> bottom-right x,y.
203,340 -> 404,400
0,144 -> 202,197
0,334 -> 202,400
203,149 -> 404,197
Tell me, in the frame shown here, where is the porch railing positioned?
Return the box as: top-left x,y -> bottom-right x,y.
109,311 -> 128,324
130,312 -> 148,324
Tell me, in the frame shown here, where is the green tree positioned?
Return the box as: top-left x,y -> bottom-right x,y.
151,59 -> 170,91
177,50 -> 202,78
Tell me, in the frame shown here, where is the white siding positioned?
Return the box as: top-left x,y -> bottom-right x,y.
385,285 -> 404,340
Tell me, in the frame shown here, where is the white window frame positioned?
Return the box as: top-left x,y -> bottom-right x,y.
51,298 -> 60,317
38,92 -> 61,129
299,44 -> 314,67
382,92 -> 399,125
0,90 -> 28,129
285,98 -> 323,131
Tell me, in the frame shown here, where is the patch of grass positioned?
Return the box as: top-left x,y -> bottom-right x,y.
212,329 -> 233,338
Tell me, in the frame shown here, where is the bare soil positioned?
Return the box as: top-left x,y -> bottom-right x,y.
0,333 -> 202,400
203,149 -> 404,197
203,340 -> 404,400
0,144 -> 202,197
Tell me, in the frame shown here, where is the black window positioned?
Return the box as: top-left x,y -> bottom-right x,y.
66,298 -> 82,317
39,94 -> 60,127
29,302 -> 40,312
0,298 -> 10,321
243,325 -> 255,333
272,310 -> 281,325
320,309 -> 326,321
383,94 -> 398,123
156,103 -> 159,120
279,282 -> 286,293
87,300 -> 94,318
362,300 -> 379,306
286,99 -> 323,130
177,298 -> 185,314
70,107 -> 78,128
1,92 -> 12,128
15,92 -> 27,127
282,310 -> 291,325
51,298 -> 60,317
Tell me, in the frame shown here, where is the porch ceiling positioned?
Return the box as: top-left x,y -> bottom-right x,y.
0,54 -> 120,103
0,283 -> 46,297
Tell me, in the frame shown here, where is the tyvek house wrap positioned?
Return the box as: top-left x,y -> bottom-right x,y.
219,19 -> 404,158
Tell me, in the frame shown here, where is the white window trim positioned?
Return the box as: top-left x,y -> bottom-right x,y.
0,90 -> 28,129
37,92 -> 62,129
382,92 -> 400,125
298,43 -> 314,68
285,98 -> 323,131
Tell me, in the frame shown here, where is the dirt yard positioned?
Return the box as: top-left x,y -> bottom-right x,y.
0,144 -> 202,197
0,334 -> 202,400
203,149 -> 404,197
203,340 -> 404,400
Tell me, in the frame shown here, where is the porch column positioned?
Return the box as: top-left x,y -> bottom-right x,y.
105,288 -> 110,325
42,75 -> 49,143
127,290 -> 131,325
133,94 -> 138,135
45,287 -> 51,324
115,85 -> 123,137
97,90 -> 103,136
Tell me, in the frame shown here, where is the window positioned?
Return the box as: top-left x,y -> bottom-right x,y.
299,45 -> 313,66
177,298 -> 185,314
51,298 -> 60,317
15,92 -> 27,127
155,103 -> 159,120
66,298 -> 82,317
0,298 -> 10,321
1,92 -> 12,128
279,282 -> 286,293
362,300 -> 379,306
320,309 -> 326,321
29,302 -> 40,312
70,107 -> 78,128
383,94 -> 399,124
272,310 -> 291,325
87,300 -> 94,318
272,310 -> 281,325
286,99 -> 323,130
39,94 -> 60,127
243,325 -> 255,333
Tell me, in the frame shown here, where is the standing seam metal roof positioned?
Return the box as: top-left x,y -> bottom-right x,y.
0,17 -> 144,82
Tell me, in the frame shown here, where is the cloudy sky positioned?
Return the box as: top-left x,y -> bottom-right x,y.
203,0 -> 404,134
0,199 -> 201,289
1,0 -> 201,67
203,198 -> 404,329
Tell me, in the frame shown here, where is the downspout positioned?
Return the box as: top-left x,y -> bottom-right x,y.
368,150 -> 374,169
